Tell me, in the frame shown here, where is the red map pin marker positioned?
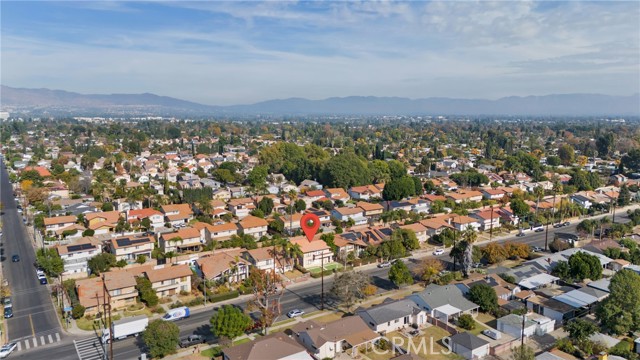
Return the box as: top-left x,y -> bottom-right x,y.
300,213 -> 320,242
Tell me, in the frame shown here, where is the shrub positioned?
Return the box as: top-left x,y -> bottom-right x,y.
71,304 -> 86,319
457,314 -> 476,330
208,291 -> 239,304
556,338 -> 575,354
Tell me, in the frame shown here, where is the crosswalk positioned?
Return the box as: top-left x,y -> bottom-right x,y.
14,331 -> 62,351
74,336 -> 107,360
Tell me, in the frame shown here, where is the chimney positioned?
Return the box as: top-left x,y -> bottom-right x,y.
77,285 -> 83,298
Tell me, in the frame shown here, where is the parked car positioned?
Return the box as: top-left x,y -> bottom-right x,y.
2,298 -> 11,309
0,342 -> 17,358
39,276 -> 48,285
532,246 -> 544,252
179,334 -> 206,348
36,269 -> 45,277
563,221 -> 570,226
516,232 -> 526,237
4,307 -> 13,319
433,248 -> 444,256
377,261 -> 391,268
11,255 -> 19,262
553,223 -> 563,228
534,228 -> 544,232
287,309 -> 304,318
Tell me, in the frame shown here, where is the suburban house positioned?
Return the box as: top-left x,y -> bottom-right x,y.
333,233 -> 369,258
356,202 -> 384,220
471,209 -> 501,232
290,237 -> 334,269
238,216 -> 269,238
44,215 -> 78,234
497,313 -> 555,339
161,203 -> 193,226
419,217 -> 455,238
76,270 -> 138,316
293,317 -> 380,359
222,331 -> 314,360
446,190 -> 483,204
348,185 -> 383,200
243,247 -> 293,274
526,295 -> 577,324
109,235 -> 155,262
324,188 -> 350,203
409,284 -> 480,323
303,190 -> 328,208
481,188 -> 505,200
282,213 -> 304,235
197,250 -> 249,283
142,264 -> 192,298
56,237 -> 102,279
356,298 -> 427,334
306,208 -> 332,227
127,208 -> 165,229
227,198 -> 255,219
570,194 -> 593,209
399,223 -> 428,243
331,207 -> 368,226
85,211 -> 122,234
159,227 -> 202,253
448,332 -> 490,360
195,221 -> 238,243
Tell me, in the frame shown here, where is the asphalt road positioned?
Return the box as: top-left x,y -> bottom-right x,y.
11,197 -> 637,360
0,160 -> 63,344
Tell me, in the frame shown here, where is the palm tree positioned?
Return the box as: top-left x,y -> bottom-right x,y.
289,243 -> 303,268
461,225 -> 477,277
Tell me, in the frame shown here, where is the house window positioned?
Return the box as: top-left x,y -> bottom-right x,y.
112,289 -> 121,296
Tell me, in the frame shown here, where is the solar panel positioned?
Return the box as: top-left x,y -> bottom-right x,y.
67,243 -> 95,252
115,237 -> 151,247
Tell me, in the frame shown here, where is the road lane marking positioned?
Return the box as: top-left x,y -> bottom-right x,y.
40,335 -> 45,345
29,314 -> 35,336
24,339 -> 30,349
48,334 -> 53,343
55,332 -> 60,341
32,337 -> 38,348
16,342 -> 21,351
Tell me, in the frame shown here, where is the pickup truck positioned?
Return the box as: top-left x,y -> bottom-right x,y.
179,335 -> 206,348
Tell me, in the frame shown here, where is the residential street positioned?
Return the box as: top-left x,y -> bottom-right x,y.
0,160 -> 64,347
9,206 -> 637,360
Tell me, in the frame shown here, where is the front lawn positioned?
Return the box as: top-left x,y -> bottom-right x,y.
387,327 -> 463,360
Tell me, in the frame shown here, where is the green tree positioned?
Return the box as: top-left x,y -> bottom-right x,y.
457,314 -> 476,330
621,148 -> 640,173
565,318 -> 598,343
546,156 -> 561,167
143,319 -> 180,358
387,160 -> 407,180
136,277 -> 159,307
101,202 -> 114,211
597,269 -> 640,335
618,184 -> 631,206
510,198 -> 530,219
468,283 -> 498,313
321,151 -> 370,189
87,253 -> 117,275
369,160 -> 391,183
511,345 -> 535,360
257,197 -> 274,215
558,144 -> 576,166
210,305 -> 253,345
382,176 -> 416,201
136,255 -> 147,264
71,304 -> 85,319
551,260 -> 571,280
390,228 -> 420,251
568,251 -> 602,281
596,133 -> 614,158
388,261 -> 413,288
35,248 -> 64,277
247,165 -> 268,192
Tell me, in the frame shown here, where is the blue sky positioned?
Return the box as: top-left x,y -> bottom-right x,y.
2,1 -> 639,105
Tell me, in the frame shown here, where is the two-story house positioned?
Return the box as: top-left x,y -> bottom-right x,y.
399,223 -> 428,243
44,215 -> 77,235
193,221 -> 238,244
197,250 -> 249,283
127,208 -> 165,229
471,208 -> 501,232
159,227 -> 202,253
238,216 -> 268,238
446,190 -> 484,204
331,207 -> 367,226
324,188 -> 350,203
356,202 -> 384,221
56,237 -> 102,279
76,270 -> 139,316
243,247 -> 292,274
290,237 -> 333,269
348,185 -> 383,201
161,203 -> 193,227
302,190 -> 328,208
110,235 -> 155,262
144,264 -> 192,297
85,211 -> 122,235
481,188 -> 505,201
227,198 -> 255,219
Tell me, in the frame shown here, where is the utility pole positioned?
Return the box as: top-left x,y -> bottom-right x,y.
101,275 -> 113,360
320,253 -> 325,311
521,311 -> 527,347
544,191 -> 557,252
489,206 -> 494,242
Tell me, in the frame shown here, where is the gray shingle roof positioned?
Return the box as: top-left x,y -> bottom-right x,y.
356,299 -> 421,325
413,284 -> 479,312
450,332 -> 489,350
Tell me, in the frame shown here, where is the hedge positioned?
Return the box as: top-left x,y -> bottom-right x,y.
208,290 -> 239,303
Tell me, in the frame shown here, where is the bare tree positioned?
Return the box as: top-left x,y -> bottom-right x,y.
330,270 -> 371,311
246,267 -> 286,335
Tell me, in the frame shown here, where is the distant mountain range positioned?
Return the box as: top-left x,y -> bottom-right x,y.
1,85 -> 638,116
